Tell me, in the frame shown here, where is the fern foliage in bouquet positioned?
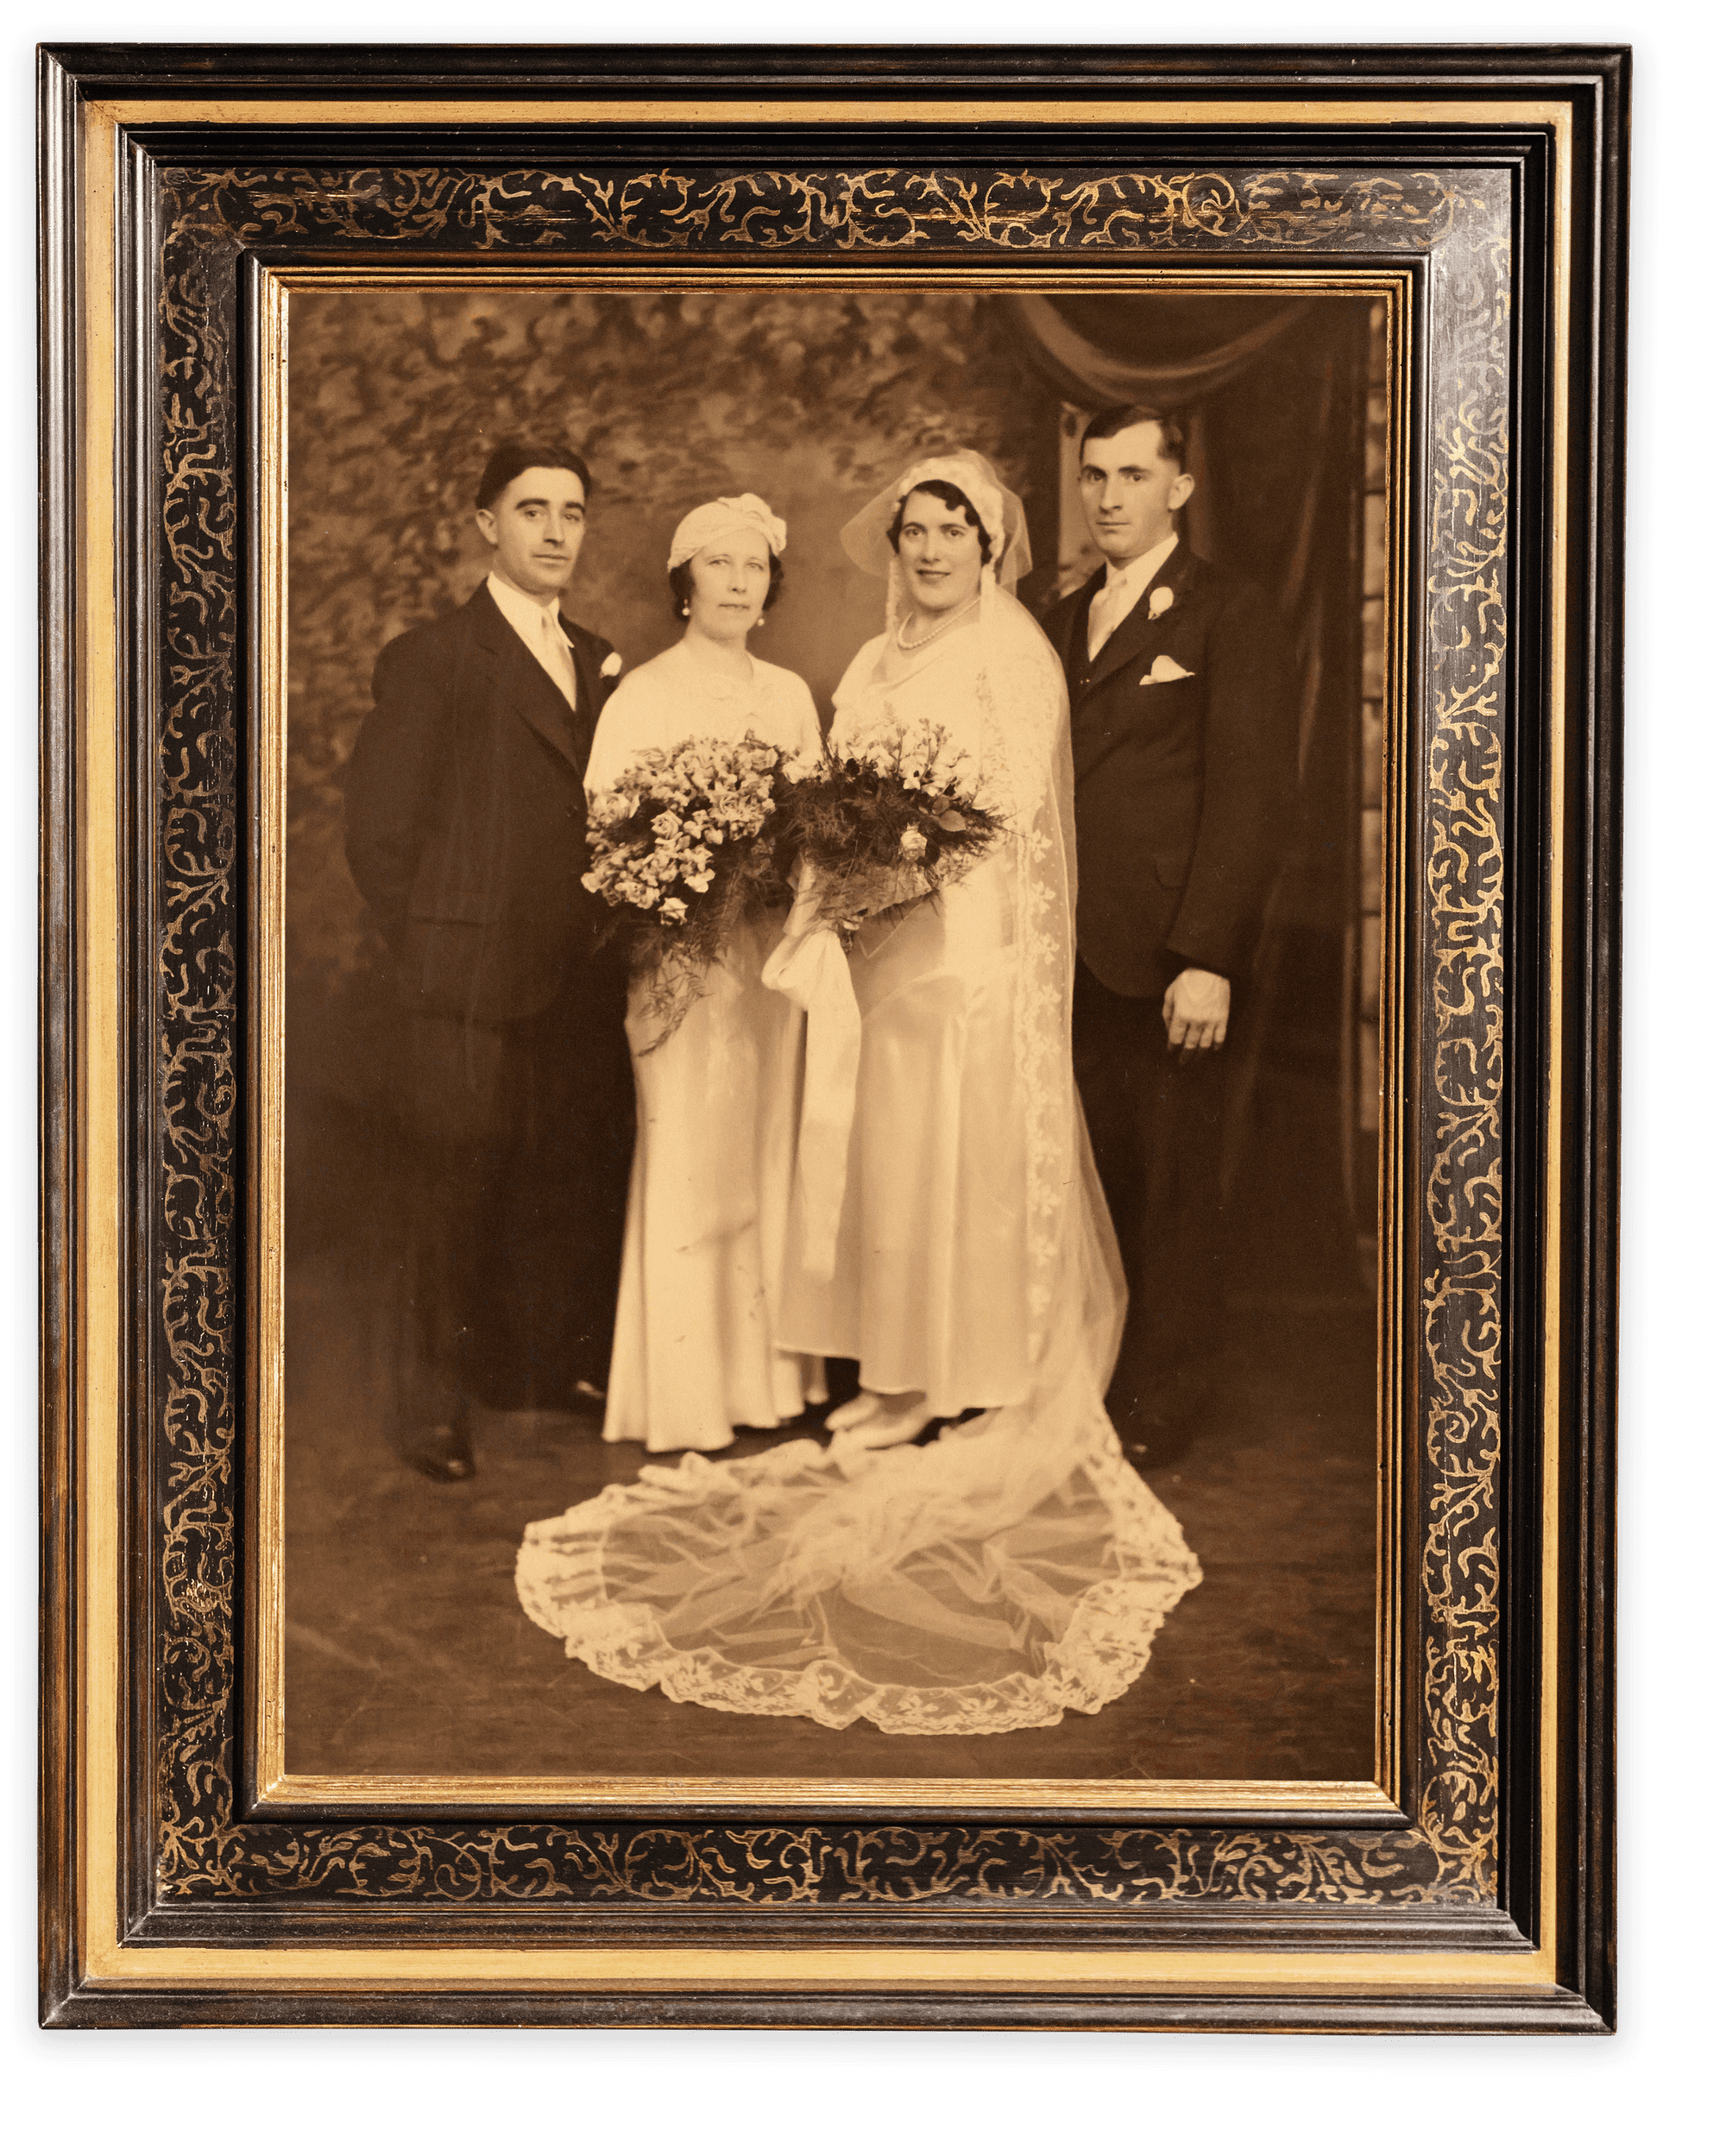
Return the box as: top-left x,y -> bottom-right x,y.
783,726 -> 1004,935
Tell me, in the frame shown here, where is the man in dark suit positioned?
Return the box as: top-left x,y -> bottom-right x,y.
345,440 -> 633,1479
1043,404 -> 1296,1439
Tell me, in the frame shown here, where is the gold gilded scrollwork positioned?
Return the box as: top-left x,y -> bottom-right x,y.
1417,215 -> 1510,1894
149,162 -> 1509,1910
201,162 -> 1465,255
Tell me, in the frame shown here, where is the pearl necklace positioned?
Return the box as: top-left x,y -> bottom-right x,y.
896,595 -> 980,652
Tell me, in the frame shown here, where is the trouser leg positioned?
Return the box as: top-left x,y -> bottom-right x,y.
396,1012 -> 506,1433
1073,958 -> 1232,1410
484,975 -> 634,1405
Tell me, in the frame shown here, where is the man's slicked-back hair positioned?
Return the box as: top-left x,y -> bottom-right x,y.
1079,403 -> 1189,471
476,440 -> 593,512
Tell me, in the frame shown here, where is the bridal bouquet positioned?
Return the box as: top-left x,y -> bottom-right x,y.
783,725 -> 1004,935
583,733 -> 797,1046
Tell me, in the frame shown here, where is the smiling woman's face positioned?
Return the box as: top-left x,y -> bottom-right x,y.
893,488 -> 985,616
683,526 -> 772,644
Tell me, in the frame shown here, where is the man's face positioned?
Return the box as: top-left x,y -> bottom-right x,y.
1076,421 -> 1194,566
475,465 -> 588,601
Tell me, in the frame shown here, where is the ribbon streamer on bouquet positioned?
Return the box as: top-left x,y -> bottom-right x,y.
760,865 -> 860,1283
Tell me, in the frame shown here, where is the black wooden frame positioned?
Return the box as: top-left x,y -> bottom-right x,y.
39,42 -> 1625,2032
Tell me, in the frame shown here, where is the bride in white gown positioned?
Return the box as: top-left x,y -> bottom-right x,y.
517,453 -> 1200,1736
583,495 -> 824,1453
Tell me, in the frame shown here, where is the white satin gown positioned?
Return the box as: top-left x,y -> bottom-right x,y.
776,620 -> 1034,1415
584,643 -> 825,1453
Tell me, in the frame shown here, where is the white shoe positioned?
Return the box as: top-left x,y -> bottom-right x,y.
828,1396 -> 932,1461
824,1390 -> 886,1433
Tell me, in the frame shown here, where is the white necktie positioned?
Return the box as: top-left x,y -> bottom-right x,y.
538,610 -> 577,709
1087,574 -> 1132,664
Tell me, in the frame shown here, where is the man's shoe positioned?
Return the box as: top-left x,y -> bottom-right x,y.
400,1407 -> 476,1482
1109,1370 -> 1215,1467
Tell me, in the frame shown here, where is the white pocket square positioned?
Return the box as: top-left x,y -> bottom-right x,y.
1142,655 -> 1194,684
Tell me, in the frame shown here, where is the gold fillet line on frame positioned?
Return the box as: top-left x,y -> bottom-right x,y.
1540,100 -> 1574,1967
258,1775 -> 1403,1814
89,96 -> 1576,129
67,93 -> 1572,1992
1372,278 -> 1412,1807
249,255 -> 1414,1817
78,94 -> 123,1996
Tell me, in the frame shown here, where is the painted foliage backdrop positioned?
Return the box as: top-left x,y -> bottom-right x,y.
286,283 -> 1370,1293
287,287 -> 1048,1002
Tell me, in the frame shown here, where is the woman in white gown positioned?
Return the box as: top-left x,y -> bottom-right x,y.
518,453 -> 1200,1735
584,495 -> 824,1453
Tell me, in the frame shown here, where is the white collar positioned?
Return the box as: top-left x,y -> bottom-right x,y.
487,569 -> 571,647
1096,530 -> 1180,608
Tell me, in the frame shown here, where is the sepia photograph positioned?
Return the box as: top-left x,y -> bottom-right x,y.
274,280 -> 1390,1790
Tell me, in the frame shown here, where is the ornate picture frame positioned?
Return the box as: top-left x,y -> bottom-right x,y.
39,43 -> 1625,2031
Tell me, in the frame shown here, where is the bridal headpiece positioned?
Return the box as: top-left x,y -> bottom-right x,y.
666,493 -> 788,571
838,448 -> 1032,594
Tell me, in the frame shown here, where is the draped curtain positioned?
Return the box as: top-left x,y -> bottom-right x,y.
993,293 -> 1371,1287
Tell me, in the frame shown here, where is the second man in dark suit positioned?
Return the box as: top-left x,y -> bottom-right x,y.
1043,404 -> 1296,1439
345,440 -> 634,1478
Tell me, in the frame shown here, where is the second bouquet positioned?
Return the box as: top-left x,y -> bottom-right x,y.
781,724 -> 1004,935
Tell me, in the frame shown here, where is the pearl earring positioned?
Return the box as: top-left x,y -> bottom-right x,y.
680,604 -> 690,617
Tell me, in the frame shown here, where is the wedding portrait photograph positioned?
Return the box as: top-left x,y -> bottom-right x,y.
40,33 -> 1629,2044
273,279 -> 1391,1793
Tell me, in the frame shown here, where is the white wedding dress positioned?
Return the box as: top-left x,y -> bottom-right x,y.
518,462 -> 1200,1735
583,642 -> 826,1453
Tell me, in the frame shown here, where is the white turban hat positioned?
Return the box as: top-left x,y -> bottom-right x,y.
666,493 -> 788,571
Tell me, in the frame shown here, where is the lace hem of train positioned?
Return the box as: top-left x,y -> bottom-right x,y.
515,1433 -> 1202,1737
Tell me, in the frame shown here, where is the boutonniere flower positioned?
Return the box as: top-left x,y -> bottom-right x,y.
600,651 -> 622,678
1148,586 -> 1176,621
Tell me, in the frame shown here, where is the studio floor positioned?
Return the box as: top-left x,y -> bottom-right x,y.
282,1253 -> 1379,1785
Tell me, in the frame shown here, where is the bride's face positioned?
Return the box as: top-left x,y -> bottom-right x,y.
895,489 -> 985,615
683,527 -> 773,645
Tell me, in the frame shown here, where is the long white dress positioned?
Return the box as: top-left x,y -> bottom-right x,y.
776,618 -> 1034,1416
585,643 -> 825,1453
519,578 -> 1200,1734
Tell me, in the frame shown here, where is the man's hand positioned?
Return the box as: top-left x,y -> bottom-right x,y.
1162,967 -> 1231,1056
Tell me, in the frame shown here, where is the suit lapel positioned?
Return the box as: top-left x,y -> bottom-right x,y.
469,585 -> 583,775
562,617 -> 605,766
1082,539 -> 1199,696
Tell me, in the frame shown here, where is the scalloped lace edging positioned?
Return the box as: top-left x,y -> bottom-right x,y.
514,1434 -> 1201,1737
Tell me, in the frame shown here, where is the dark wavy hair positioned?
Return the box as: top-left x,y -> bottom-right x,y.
475,439 -> 593,511
668,549 -> 785,622
886,478 -> 994,565
1078,403 -> 1189,471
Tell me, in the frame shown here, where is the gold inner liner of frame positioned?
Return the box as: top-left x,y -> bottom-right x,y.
249,262 -> 1410,1818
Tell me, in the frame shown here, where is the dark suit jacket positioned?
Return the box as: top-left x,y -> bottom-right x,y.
344,581 -> 620,1026
1043,539 -> 1296,998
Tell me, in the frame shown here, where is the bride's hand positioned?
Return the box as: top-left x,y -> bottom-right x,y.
832,860 -> 925,924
